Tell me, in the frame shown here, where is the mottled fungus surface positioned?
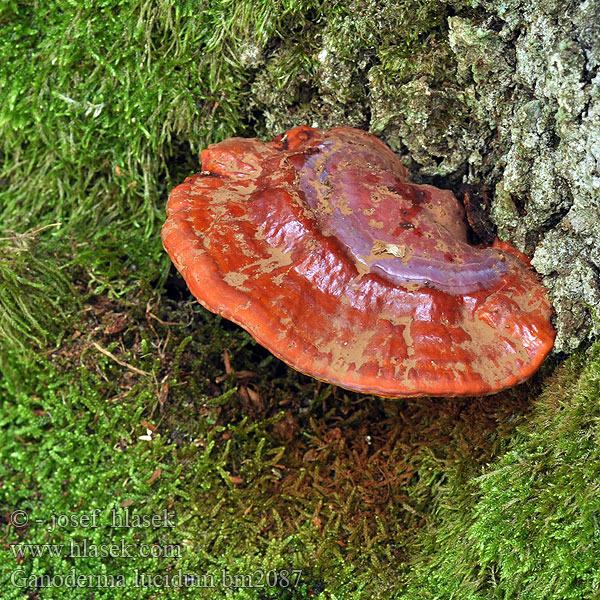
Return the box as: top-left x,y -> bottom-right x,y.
162,126 -> 555,397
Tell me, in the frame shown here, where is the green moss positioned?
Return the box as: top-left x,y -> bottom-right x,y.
0,227 -> 77,380
400,344 -> 600,599
0,0 -> 325,277
1,1 -> 598,599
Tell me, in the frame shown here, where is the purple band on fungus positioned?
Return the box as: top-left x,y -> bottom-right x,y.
292,133 -> 509,294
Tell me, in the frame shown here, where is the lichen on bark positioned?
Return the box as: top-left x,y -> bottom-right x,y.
248,0 -> 599,353
448,0 -> 600,352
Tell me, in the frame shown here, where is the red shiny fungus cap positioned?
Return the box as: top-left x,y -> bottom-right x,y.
162,126 -> 555,397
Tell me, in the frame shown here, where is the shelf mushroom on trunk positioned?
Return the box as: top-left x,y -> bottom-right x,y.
162,126 -> 555,398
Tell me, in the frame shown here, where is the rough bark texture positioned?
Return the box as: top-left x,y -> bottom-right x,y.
449,0 -> 600,353
250,0 -> 600,353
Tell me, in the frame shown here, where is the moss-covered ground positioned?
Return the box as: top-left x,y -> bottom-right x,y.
1,1 -> 599,598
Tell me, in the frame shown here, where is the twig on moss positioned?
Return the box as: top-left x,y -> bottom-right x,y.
0,223 -> 63,245
92,341 -> 151,377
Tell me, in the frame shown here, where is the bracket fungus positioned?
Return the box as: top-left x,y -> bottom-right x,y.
162,126 -> 555,398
